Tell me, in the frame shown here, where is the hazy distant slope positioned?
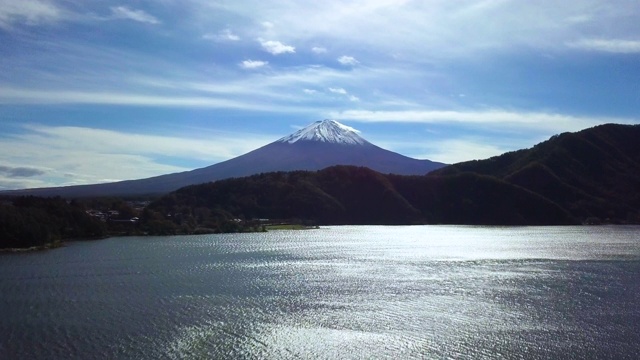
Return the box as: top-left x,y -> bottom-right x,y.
433,123 -> 640,222
2,120 -> 446,198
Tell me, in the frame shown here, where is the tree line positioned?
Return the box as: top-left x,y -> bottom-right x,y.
0,196 -> 107,249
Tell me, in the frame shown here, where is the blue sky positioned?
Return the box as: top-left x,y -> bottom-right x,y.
1,0 -> 640,190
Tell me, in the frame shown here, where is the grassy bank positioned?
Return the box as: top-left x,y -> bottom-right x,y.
264,224 -> 319,230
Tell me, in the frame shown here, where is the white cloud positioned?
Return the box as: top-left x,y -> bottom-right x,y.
312,46 -> 327,54
303,89 -> 318,94
110,6 -> 160,25
370,135 -> 514,164
239,59 -> 268,69
417,139 -> 512,164
203,29 -> 240,41
0,0 -> 61,28
328,87 -> 360,102
0,124 -> 275,189
262,21 -> 274,28
198,1 -> 640,61
259,39 -> 295,55
0,2 -> 161,29
337,55 -> 359,66
566,38 -> 640,53
0,177 -> 49,191
331,109 -> 638,133
0,86 -> 278,110
0,59 -> 376,110
328,87 -> 347,95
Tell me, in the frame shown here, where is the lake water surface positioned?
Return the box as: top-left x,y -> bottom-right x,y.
1,226 -> 639,359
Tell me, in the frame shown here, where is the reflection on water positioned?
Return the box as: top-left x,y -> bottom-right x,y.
1,226 -> 639,359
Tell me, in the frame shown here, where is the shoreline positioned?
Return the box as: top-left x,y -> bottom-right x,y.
0,241 -> 63,253
3,223 -> 638,252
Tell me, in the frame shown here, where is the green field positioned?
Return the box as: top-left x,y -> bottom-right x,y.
264,224 -> 319,230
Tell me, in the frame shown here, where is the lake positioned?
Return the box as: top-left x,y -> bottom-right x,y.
1,226 -> 639,359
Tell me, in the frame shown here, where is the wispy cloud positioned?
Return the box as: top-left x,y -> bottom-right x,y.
332,109 -> 637,133
0,0 -> 62,28
203,29 -> 240,41
566,38 -> 640,53
203,0 -> 640,61
259,39 -> 295,55
416,138 -> 514,164
328,87 -> 347,95
312,46 -> 327,54
239,59 -> 269,69
0,124 -> 275,189
110,6 -> 160,24
0,59 -> 374,109
0,87 -> 275,110
337,55 -> 359,66
372,136 -> 516,164
328,87 -> 359,101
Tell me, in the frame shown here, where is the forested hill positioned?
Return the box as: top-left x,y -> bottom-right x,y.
149,166 -> 576,228
432,123 -> 640,224
0,197 -> 107,249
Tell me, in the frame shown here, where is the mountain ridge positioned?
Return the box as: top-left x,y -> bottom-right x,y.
432,123 -> 640,223
147,165 -> 576,228
2,120 -> 446,197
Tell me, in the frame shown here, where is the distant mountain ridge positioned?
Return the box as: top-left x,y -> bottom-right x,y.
2,120 -> 446,197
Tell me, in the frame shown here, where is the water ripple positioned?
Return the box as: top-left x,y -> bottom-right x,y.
1,226 -> 639,359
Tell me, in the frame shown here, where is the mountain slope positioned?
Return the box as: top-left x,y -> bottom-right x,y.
3,120 -> 446,198
433,123 -> 640,223
148,165 -> 576,228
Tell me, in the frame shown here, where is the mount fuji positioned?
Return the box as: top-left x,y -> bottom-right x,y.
5,120 -> 447,197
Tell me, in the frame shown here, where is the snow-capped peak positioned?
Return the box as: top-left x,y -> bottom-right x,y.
278,119 -> 369,145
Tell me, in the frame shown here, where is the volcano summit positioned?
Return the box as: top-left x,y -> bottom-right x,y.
5,120 -> 446,197
279,119 -> 369,145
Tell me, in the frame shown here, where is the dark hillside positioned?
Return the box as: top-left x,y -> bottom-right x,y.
434,124 -> 640,223
147,166 -> 577,233
389,173 -> 575,225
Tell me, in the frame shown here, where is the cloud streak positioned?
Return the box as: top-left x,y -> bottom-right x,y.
0,124 -> 276,189
567,38 -> 640,53
0,0 -> 61,28
110,6 -> 160,24
331,109 -> 638,133
0,86 -> 306,112
328,87 -> 359,101
203,29 -> 240,41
